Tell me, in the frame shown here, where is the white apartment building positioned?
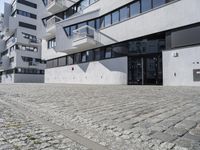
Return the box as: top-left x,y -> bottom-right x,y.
0,0 -> 46,83
42,0 -> 200,86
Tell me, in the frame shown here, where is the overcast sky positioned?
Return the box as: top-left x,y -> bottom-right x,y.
0,0 -> 11,14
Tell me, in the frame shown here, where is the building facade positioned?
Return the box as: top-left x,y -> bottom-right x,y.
41,0 -> 200,86
0,0 -> 46,83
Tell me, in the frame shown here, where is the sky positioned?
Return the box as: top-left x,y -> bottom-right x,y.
0,0 -> 11,14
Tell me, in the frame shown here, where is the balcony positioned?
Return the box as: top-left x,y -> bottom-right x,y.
72,25 -> 100,52
46,0 -> 71,13
46,16 -> 63,37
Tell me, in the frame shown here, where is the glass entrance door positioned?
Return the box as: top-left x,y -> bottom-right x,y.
128,57 -> 143,85
128,55 -> 162,85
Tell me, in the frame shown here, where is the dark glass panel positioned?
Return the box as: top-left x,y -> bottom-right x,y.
104,14 -> 111,27
141,0 -> 152,12
120,6 -> 129,21
153,0 -> 166,8
130,1 -> 140,17
112,10 -> 120,24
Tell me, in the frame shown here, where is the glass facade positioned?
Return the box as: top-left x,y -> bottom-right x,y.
46,32 -> 165,68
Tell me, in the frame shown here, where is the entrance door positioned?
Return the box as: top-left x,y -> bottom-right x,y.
128,55 -> 162,85
128,57 -> 143,85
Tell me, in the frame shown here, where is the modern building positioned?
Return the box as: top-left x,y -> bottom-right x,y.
41,0 -> 200,86
0,0 -> 46,83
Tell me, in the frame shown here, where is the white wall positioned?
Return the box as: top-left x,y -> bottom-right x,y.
163,45 -> 200,86
53,0 -> 200,54
1,74 -> 14,83
45,57 -> 127,84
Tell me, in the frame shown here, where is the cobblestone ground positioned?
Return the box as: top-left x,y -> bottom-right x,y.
0,84 -> 200,150
0,102 -> 88,150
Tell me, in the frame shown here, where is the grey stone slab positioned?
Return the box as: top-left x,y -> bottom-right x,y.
151,132 -> 177,142
165,127 -> 188,137
175,120 -> 197,130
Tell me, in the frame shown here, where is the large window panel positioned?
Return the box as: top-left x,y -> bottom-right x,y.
141,0 -> 152,12
70,25 -> 77,36
58,57 -> 67,66
104,14 -> 111,27
67,55 -> 74,65
88,20 -> 95,36
112,11 -> 119,24
120,6 -> 129,21
81,52 -> 87,62
78,22 -> 87,34
86,50 -> 94,61
64,27 -> 70,36
130,1 -> 141,17
153,0 -> 166,8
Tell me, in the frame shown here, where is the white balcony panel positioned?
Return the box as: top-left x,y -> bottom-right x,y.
71,25 -> 101,53
55,25 -> 102,53
45,16 -> 63,38
8,16 -> 17,35
46,0 -> 76,13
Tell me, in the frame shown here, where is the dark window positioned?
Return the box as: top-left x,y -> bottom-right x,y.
88,20 -> 95,36
17,10 -> 37,19
74,53 -> 81,64
112,11 -> 119,24
141,0 -> 152,12
78,22 -> 87,33
22,32 -> 37,43
53,59 -> 58,67
64,27 -> 70,36
88,20 -> 95,28
104,14 -> 111,27
19,22 -> 36,30
86,50 -> 94,61
48,38 -> 56,49
94,49 -> 102,60
81,52 -> 87,62
70,25 -> 77,36
153,0 -> 166,8
58,57 -> 66,66
67,55 -> 74,65
17,0 -> 37,8
130,1 -> 141,17
81,0 -> 90,9
95,18 -> 101,30
120,6 -> 129,21
105,47 -> 112,58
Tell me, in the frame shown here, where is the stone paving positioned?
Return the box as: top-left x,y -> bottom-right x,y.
0,84 -> 200,150
0,102 -> 88,150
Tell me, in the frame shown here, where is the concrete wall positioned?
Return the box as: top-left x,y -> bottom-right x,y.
1,74 -> 14,83
54,0 -> 200,54
45,57 -> 127,84
163,45 -> 200,86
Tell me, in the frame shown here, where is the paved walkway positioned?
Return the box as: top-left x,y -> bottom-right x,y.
0,84 -> 200,150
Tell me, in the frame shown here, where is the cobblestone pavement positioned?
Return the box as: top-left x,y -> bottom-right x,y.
0,101 -> 88,150
0,84 -> 200,150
